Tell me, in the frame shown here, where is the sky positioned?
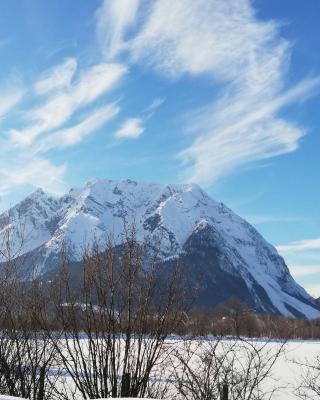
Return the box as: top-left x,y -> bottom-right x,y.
0,0 -> 319,295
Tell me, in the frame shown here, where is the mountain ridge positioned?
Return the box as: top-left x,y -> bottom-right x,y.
0,178 -> 319,319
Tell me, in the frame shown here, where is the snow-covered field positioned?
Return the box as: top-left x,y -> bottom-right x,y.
1,335 -> 318,400
235,338 -> 320,400
162,338 -> 320,400
51,337 -> 320,400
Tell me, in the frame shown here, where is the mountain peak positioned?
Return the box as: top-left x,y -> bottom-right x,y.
0,178 -> 319,319
26,187 -> 58,202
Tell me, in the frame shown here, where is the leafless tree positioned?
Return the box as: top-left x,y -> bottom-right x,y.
171,337 -> 286,400
294,355 -> 320,399
41,226 -> 189,399
0,274 -> 58,400
0,216 -> 61,400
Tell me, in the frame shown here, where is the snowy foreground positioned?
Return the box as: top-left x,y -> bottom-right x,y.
0,337 -> 317,400
49,337 -> 320,400
161,337 -> 320,400
249,338 -> 320,400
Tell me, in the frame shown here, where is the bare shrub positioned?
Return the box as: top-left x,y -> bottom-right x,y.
42,226 -> 189,399
0,270 -> 59,399
294,355 -> 320,399
171,338 -> 285,400
0,217 -> 61,400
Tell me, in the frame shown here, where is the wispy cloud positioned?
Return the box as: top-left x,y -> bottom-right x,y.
114,117 -> 144,139
36,104 -> 120,152
33,58 -> 77,95
289,265 -> 320,278
10,63 -> 126,147
180,78 -> 319,183
111,97 -> 164,141
1,0 -> 319,206
0,58 -> 127,197
130,0 -> 279,78
0,90 -> 24,118
96,0 -> 140,60
277,238 -> 320,296
143,97 -> 165,120
0,0 -> 139,201
244,214 -> 306,225
0,152 -> 65,196
117,0 -> 320,184
277,238 -> 320,253
302,284 -> 320,298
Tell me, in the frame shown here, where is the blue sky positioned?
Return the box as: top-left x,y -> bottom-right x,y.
0,0 -> 319,295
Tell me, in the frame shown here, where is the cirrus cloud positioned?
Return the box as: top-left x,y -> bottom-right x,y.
96,0 -> 140,60
0,90 -> 24,118
11,62 -> 127,147
33,58 -> 77,95
98,0 -> 320,184
277,238 -> 320,253
0,58 -> 127,199
36,103 -> 120,152
114,117 -> 144,139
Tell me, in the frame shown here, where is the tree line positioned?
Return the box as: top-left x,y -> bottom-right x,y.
183,298 -> 320,340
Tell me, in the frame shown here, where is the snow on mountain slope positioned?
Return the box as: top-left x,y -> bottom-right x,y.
0,189 -> 60,261
0,178 -> 318,319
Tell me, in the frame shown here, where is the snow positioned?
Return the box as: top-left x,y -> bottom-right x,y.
0,178 -> 319,318
44,338 -> 320,400
0,336 -> 318,400
167,338 -> 320,400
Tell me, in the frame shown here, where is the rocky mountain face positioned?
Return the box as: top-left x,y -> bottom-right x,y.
0,178 -> 319,319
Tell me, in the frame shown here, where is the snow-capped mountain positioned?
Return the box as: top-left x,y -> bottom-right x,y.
0,178 -> 319,319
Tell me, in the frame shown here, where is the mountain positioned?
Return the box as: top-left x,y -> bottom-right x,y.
0,178 -> 319,319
